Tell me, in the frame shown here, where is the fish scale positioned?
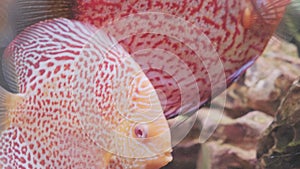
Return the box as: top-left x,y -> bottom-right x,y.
73,0 -> 290,118
0,18 -> 172,169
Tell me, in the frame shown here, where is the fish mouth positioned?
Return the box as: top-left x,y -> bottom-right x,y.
145,151 -> 173,169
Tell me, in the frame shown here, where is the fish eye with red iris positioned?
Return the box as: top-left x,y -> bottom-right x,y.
134,124 -> 148,138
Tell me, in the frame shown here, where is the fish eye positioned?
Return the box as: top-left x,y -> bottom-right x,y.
134,124 -> 148,138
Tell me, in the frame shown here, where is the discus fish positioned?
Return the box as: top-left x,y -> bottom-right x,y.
74,0 -> 291,118
0,0 -> 291,119
0,18 -> 172,169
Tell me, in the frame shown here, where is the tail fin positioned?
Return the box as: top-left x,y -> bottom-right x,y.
0,85 -> 24,134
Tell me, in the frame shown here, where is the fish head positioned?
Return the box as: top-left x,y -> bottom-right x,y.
111,70 -> 173,168
74,29 -> 172,168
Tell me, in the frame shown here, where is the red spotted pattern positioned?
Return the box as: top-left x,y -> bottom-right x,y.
74,0 -> 289,118
0,18 -> 108,169
0,18 -> 171,169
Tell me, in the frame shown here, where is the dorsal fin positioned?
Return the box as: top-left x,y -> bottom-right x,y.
0,0 -> 75,49
14,0 -> 75,34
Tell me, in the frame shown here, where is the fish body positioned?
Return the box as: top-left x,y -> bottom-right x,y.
73,0 -> 290,118
0,0 -> 290,119
0,18 -> 172,169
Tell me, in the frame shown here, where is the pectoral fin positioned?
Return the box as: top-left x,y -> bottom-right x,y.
0,85 -> 24,134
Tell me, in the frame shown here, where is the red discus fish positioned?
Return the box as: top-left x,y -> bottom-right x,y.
0,0 -> 291,119
0,18 -> 172,169
74,0 -> 291,118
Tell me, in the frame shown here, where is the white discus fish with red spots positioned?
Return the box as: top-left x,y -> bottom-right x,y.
0,0 -> 291,119
0,18 -> 172,169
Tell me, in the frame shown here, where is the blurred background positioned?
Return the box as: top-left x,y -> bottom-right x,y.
163,38 -> 300,169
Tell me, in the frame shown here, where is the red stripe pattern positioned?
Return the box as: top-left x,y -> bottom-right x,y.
75,0 -> 287,118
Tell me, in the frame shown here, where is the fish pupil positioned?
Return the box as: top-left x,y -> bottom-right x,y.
134,125 -> 147,138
